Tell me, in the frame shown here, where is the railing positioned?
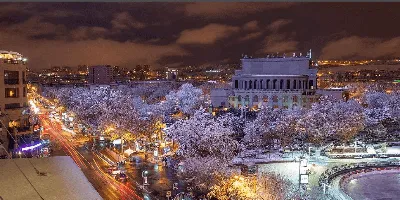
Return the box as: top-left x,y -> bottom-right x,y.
319,160 -> 400,186
4,79 -> 19,84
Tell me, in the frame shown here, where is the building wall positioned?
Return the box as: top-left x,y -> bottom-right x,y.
88,65 -> 113,84
211,57 -> 320,110
0,54 -> 30,153
210,88 -> 233,108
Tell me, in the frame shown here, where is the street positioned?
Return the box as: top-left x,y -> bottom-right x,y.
38,111 -> 146,200
35,99 -> 188,200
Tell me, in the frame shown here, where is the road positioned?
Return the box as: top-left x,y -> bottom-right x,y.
38,112 -> 146,200
33,95 -> 191,199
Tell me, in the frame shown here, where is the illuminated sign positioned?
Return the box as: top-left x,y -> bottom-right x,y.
21,143 -> 42,151
300,175 -> 309,184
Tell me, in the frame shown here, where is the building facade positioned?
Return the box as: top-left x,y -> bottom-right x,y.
0,51 -> 31,154
166,68 -> 179,81
88,65 -> 114,84
211,55 -> 323,109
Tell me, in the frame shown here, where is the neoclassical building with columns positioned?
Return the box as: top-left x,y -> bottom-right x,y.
211,56 -> 321,109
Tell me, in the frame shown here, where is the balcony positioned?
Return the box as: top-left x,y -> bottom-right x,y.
4,79 -> 19,85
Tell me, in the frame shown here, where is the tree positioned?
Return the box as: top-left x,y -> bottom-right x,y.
208,173 -> 299,200
243,107 -> 284,150
298,96 -> 364,145
165,83 -> 203,116
167,109 -> 240,191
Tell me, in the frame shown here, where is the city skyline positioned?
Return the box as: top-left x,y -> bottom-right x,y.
2,2 -> 400,70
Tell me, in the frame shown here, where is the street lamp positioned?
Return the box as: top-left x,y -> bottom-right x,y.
142,170 -> 149,185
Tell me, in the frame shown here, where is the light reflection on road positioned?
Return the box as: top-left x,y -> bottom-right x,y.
39,113 -> 143,200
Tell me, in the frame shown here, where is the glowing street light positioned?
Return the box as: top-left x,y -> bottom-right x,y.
142,170 -> 149,185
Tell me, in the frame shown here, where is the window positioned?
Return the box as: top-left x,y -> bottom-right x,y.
23,87 -> 26,97
254,80 -> 257,89
273,96 -> 278,102
280,80 -> 284,89
260,80 -> 263,89
5,103 -> 20,109
286,80 -> 290,89
266,80 -> 270,89
244,81 -> 247,89
283,96 -> 288,103
238,95 -> 242,102
253,95 -> 259,102
4,70 -> 19,84
249,80 -> 252,89
309,80 -> 314,89
293,96 -> 298,103
5,88 -> 18,98
235,80 -> 239,88
273,79 -> 277,89
293,80 -> 297,89
263,96 -> 268,102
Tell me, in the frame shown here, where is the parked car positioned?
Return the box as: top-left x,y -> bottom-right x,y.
115,173 -> 128,182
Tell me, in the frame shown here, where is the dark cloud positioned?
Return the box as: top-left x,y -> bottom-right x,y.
1,2 -> 400,70
177,24 -> 240,45
111,12 -> 146,30
242,21 -> 259,31
320,36 -> 400,59
267,19 -> 292,32
183,2 -> 296,18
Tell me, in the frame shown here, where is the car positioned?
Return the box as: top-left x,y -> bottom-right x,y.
354,156 -> 363,159
107,166 -> 118,174
380,155 -> 389,158
115,173 -> 128,182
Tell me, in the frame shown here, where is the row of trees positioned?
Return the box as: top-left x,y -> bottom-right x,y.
43,81 -> 400,199
43,83 -> 204,143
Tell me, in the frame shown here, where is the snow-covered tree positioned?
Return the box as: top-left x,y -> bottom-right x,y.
298,96 -> 364,144
166,83 -> 203,115
167,109 -> 240,191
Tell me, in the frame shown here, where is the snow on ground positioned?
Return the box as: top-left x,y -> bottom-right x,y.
386,146 -> 400,154
258,162 -> 300,184
0,156 -> 102,200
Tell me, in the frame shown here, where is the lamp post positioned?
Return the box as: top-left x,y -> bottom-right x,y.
142,170 -> 149,185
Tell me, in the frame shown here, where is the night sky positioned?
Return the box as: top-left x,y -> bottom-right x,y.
2,2 -> 400,70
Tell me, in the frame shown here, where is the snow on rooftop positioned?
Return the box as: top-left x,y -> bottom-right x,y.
0,156 -> 102,200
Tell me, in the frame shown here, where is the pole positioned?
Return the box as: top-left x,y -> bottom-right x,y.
354,140 -> 357,154
121,135 -> 124,162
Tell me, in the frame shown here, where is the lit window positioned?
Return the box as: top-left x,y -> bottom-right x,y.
5,88 -> 18,98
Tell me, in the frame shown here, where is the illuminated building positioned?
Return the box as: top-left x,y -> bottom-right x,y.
88,65 -> 114,85
0,50 -> 31,154
166,68 -> 179,81
211,51 -> 323,109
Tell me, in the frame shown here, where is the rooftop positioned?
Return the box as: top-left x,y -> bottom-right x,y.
0,156 -> 102,200
0,50 -> 28,64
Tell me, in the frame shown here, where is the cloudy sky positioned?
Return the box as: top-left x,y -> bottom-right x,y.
1,2 -> 400,70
